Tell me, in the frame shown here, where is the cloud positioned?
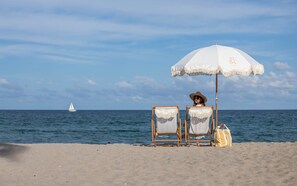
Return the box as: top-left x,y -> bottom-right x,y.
0,0 -> 296,69
2,68 -> 295,109
113,76 -> 177,105
219,68 -> 297,105
269,80 -> 294,89
0,77 -> 25,99
87,79 -> 96,85
0,78 -> 10,85
65,84 -> 97,99
115,81 -> 134,89
285,71 -> 296,78
274,62 -> 290,70
131,96 -> 143,102
0,1 -> 296,109
32,88 -> 65,101
226,70 -> 296,91
265,72 -> 297,89
0,1 -> 296,46
169,65 -> 297,108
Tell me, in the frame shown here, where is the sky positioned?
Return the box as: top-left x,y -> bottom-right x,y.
0,0 -> 297,110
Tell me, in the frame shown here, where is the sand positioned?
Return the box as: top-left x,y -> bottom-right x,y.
1,142 -> 297,186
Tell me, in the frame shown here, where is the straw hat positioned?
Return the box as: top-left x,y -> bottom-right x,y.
189,91 -> 207,103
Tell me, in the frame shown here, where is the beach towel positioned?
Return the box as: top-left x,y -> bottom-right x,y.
215,123 -> 232,147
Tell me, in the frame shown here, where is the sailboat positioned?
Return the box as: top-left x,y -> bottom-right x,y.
69,102 -> 76,112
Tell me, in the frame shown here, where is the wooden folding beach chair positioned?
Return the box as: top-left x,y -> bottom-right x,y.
184,106 -> 215,146
151,106 -> 182,146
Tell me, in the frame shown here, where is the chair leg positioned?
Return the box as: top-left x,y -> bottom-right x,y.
178,119 -> 182,146
151,119 -> 156,146
152,132 -> 156,147
177,131 -> 180,147
210,135 -> 213,146
153,136 -> 156,147
179,128 -> 182,146
185,122 -> 190,146
196,140 -> 199,147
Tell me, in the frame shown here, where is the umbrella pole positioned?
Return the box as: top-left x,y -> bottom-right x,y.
215,74 -> 218,128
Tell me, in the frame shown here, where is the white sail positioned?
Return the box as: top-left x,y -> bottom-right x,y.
69,102 -> 76,112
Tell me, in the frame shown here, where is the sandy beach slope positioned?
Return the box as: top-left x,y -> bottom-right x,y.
1,142 -> 296,186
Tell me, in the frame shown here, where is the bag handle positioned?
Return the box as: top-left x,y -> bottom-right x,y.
218,122 -> 229,130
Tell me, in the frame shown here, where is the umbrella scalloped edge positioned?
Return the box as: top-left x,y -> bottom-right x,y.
171,64 -> 264,77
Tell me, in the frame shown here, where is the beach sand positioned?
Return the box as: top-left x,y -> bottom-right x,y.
1,142 -> 296,186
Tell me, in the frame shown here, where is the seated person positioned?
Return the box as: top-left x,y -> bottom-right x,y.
189,91 -> 207,107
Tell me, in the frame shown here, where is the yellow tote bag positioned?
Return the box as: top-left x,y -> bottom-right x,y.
215,124 -> 232,147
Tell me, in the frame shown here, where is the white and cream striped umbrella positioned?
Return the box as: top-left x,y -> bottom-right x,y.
171,45 -> 264,126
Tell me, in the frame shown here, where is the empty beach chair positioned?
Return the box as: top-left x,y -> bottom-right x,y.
151,106 -> 182,146
184,106 -> 215,146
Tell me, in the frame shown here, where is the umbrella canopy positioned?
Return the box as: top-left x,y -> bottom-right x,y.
171,45 -> 264,126
172,45 -> 264,77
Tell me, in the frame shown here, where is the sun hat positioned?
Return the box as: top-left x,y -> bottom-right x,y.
189,91 -> 207,103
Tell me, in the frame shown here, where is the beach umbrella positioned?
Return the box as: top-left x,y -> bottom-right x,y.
171,44 -> 264,127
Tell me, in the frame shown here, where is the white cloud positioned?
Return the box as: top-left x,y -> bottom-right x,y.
285,71 -> 296,78
0,1 -> 296,109
224,70 -> 297,90
274,62 -> 290,70
0,78 -> 10,85
266,71 -> 297,89
268,72 -> 278,78
269,80 -> 293,89
69,69 -> 297,109
115,81 -> 134,89
134,76 -> 158,87
0,78 -> 25,99
131,96 -> 143,102
87,79 -> 96,85
280,90 -> 290,96
0,0 -> 296,48
0,0 -> 296,71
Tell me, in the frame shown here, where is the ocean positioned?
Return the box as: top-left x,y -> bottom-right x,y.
0,110 -> 296,144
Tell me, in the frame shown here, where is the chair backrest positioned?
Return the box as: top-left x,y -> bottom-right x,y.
153,106 -> 179,134
187,106 -> 213,135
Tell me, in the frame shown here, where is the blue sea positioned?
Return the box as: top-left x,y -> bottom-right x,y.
0,110 -> 296,144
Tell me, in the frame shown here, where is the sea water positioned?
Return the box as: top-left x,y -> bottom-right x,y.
0,110 -> 296,144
